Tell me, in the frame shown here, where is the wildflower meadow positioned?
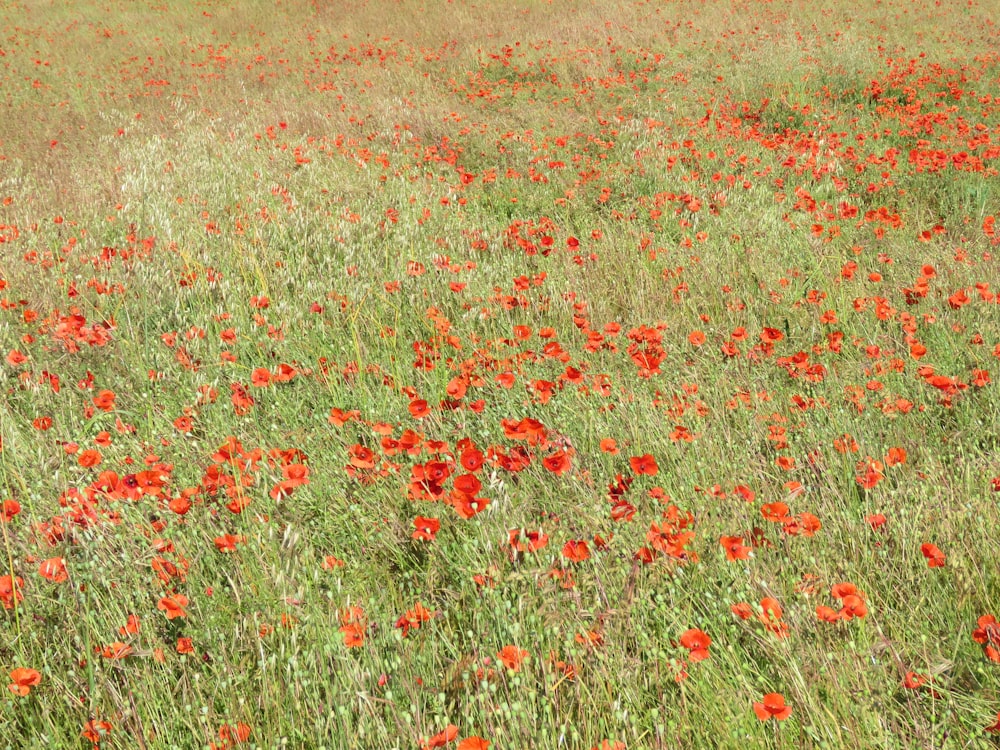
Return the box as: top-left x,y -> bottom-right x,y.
1,0 -> 999,747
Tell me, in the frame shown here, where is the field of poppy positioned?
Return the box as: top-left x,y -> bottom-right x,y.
1,0 -> 999,747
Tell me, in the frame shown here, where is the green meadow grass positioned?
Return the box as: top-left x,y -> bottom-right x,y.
1,0 -> 999,747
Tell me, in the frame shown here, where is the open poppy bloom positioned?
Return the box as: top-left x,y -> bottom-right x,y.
498,645 -> 529,671
215,723 -> 252,746
816,605 -> 841,622
8,667 -> 41,696
866,513 -> 887,532
561,539 -> 591,562
119,614 -> 141,636
394,601 -> 433,637
336,622 -> 362,648
822,583 -> 868,621
0,575 -> 24,609
629,454 -> 658,475
678,628 -> 711,662
508,528 -> 549,554
412,516 -> 441,541
761,502 -> 790,523
903,671 -> 929,690
100,642 -> 134,659
921,542 -> 946,568
972,614 -> 1000,663
599,438 -> 619,454
0,499 -> 20,522
422,724 -> 459,749
157,592 -> 189,619
542,450 -> 571,475
81,719 -> 113,744
758,598 -> 790,638
38,557 -> 69,582
753,692 -> 792,721
720,535 -> 752,561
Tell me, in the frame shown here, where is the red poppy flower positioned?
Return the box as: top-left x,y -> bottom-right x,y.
629,454 -> 658,476
0,499 -> 20,522
866,513 -> 887,532
761,502 -> 790,522
903,671 -> 928,689
8,667 -> 41,696
856,457 -> 885,488
458,738 -> 490,750
542,450 -> 571,476
412,516 -> 441,542
760,597 -> 783,621
322,555 -> 344,570
422,725 -> 459,749
452,493 -> 490,519
885,446 -> 907,466
758,598 -> 789,638
753,692 -> 792,721
561,539 -> 591,563
250,368 -> 271,387
82,719 -> 113,744
498,645 -> 529,671
973,614 -> 1000,663
77,449 -> 103,468
214,534 -> 246,553
157,593 -> 189,620
610,500 -> 636,523
329,408 -> 360,427
119,614 -> 141,636
816,605 -> 841,622
347,444 -> 378,469
281,463 -> 310,486
760,327 -> 784,344
217,723 -> 252,744
731,602 -> 754,620
973,614 -> 1000,644
507,529 -> 549,552
5,349 -> 27,367
678,628 -> 711,662
408,399 -> 430,418
100,642 -> 133,659
339,622 -> 365,648
395,601 -> 433,637
921,542 -> 946,568
720,536 -> 751,561
840,594 -> 868,620
830,582 -> 859,600
92,389 -> 116,411
0,575 -> 24,609
775,455 -> 796,471
461,448 -> 485,472
833,434 -> 859,454
454,473 -> 482,496
38,557 -> 68,583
